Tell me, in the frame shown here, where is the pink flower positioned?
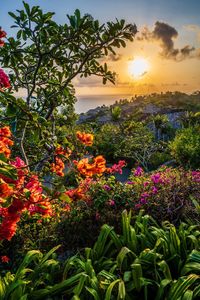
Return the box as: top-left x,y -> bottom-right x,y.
108,160 -> 126,174
126,181 -> 134,185
152,186 -> 158,194
141,192 -> 149,198
108,199 -> 115,206
151,173 -> 161,184
140,198 -> 147,204
135,203 -> 142,209
133,167 -> 143,177
95,212 -> 100,220
103,184 -> 111,191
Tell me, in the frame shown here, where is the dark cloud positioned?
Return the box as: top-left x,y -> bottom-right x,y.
137,21 -> 197,61
152,21 -> 179,59
180,45 -> 195,58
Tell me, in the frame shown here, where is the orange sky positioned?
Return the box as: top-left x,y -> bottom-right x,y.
74,22 -> 200,96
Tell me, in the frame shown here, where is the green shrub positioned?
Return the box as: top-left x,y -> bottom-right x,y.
170,126 -> 200,168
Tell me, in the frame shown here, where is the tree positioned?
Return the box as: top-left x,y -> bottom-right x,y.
115,121 -> 158,170
170,126 -> 200,168
0,1 -> 137,171
111,105 -> 122,121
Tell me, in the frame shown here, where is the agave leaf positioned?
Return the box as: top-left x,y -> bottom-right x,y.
92,224 -> 113,259
181,262 -> 200,276
182,289 -> 193,300
39,245 -> 61,265
30,272 -> 85,299
105,279 -> 120,300
155,279 -> 172,300
85,286 -> 101,300
63,255 -> 79,280
14,250 -> 42,280
193,283 -> 200,298
116,247 -> 135,271
158,260 -> 172,280
118,280 -> 126,300
169,274 -> 200,300
131,263 -> 143,292
73,273 -> 88,296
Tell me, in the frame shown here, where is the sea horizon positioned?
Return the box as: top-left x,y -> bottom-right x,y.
75,94 -> 133,114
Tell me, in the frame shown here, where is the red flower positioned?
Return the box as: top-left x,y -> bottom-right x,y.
0,69 -> 10,90
0,28 -> 7,38
0,28 -> 7,47
0,255 -> 9,263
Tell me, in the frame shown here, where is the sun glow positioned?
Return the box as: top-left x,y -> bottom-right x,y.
128,57 -> 150,79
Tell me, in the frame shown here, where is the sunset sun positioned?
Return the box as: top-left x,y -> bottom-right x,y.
128,57 -> 150,79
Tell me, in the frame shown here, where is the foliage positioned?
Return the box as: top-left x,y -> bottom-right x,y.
114,121 -> 159,170
94,123 -> 121,161
111,105 -> 122,121
170,126 -> 200,168
0,1 -> 137,170
1,211 -> 200,299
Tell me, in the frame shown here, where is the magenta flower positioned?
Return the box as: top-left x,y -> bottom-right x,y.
103,184 -> 111,191
140,198 -> 147,204
0,69 -> 10,90
151,173 -> 161,184
152,186 -> 158,194
134,166 -> 143,177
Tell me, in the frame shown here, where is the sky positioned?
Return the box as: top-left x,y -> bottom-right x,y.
1,0 -> 200,100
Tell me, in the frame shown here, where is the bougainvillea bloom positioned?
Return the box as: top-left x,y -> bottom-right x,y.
76,155 -> 106,177
133,166 -> 144,177
0,69 -> 10,90
76,131 -> 94,146
108,160 -> 126,174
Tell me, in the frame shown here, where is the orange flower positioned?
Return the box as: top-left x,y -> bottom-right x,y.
76,131 -> 94,146
0,179 -> 13,198
76,155 -> 106,177
55,146 -> 72,158
93,155 -> 107,174
51,157 -> 65,176
0,126 -> 13,158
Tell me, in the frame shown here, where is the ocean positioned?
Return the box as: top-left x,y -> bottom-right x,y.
74,94 -> 132,114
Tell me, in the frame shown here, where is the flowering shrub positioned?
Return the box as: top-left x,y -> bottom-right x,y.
62,166 -> 200,224
0,126 -> 52,241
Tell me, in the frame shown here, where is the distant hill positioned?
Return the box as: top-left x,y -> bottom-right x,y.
77,91 -> 200,125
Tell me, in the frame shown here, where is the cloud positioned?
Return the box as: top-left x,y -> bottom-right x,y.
137,21 -> 198,61
185,24 -> 200,41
